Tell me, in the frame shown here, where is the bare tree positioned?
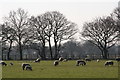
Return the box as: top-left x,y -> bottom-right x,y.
112,7 -> 120,37
81,16 -> 119,59
42,12 -> 54,59
45,11 -> 77,59
0,24 -> 4,60
29,11 -> 77,59
4,8 -> 29,60
2,23 -> 15,60
29,16 -> 47,60
112,7 -> 120,57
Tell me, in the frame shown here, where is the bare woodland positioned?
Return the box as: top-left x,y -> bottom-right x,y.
0,7 -> 120,60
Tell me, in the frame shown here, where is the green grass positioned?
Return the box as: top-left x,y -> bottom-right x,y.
2,60 -> 118,78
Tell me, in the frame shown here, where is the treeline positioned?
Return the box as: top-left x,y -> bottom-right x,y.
1,40 -> 119,60
81,7 -> 120,59
1,6 -> 120,60
1,9 -> 77,60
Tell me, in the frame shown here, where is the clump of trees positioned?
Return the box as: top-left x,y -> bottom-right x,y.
1,6 -> 120,60
2,9 -> 31,60
81,7 -> 120,59
29,11 -> 77,59
1,8 -> 77,60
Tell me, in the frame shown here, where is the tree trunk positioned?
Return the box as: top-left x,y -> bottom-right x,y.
1,49 -> 3,60
38,49 -> 42,58
19,42 -> 23,60
118,45 -> 120,57
7,41 -> 12,60
57,42 -> 61,58
42,47 -> 46,60
48,37 -> 53,60
54,40 -> 58,59
102,48 -> 108,59
41,40 -> 46,60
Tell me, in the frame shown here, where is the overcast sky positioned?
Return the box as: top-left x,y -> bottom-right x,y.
0,0 -> 119,31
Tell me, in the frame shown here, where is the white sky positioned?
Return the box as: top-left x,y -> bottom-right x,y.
0,0 -> 119,45
0,0 -> 119,31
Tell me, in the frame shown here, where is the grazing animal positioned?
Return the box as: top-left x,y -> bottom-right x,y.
59,57 -> 64,61
10,63 -> 13,66
25,65 -> 32,71
54,60 -> 59,66
22,63 -> 31,70
85,58 -> 91,61
104,61 -> 114,66
76,60 -> 86,66
0,61 -> 7,66
97,59 -> 100,62
63,59 -> 68,62
116,58 -> 120,62
34,58 -> 40,62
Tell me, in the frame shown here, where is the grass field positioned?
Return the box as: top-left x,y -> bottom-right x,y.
2,60 -> 118,78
